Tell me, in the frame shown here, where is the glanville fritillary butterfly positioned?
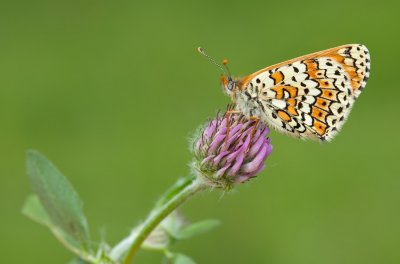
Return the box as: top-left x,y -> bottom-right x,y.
199,44 -> 370,141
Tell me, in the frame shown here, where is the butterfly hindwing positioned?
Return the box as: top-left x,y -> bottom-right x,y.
239,44 -> 370,141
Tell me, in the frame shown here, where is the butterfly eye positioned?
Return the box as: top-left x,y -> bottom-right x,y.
227,78 -> 235,91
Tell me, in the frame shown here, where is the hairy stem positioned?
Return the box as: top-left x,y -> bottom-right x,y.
123,178 -> 205,264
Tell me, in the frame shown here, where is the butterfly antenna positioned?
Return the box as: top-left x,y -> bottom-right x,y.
198,47 -> 231,78
222,59 -> 232,78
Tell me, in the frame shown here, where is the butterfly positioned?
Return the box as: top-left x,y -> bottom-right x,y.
198,44 -> 370,141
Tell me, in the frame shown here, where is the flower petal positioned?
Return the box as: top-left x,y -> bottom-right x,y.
216,163 -> 230,177
241,144 -> 268,174
213,150 -> 230,167
208,134 -> 226,155
204,120 -> 217,138
227,152 -> 244,176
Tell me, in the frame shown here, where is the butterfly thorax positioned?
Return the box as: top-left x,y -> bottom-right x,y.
221,75 -> 270,127
234,83 -> 265,118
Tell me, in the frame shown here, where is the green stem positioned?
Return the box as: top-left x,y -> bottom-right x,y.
123,178 -> 205,264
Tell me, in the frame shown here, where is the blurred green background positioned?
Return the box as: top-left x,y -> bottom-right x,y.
1,0 -> 399,263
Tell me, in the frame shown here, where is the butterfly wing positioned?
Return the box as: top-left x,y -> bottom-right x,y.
238,44 -> 370,141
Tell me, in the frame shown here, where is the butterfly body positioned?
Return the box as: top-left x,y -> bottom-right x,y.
220,44 -> 370,141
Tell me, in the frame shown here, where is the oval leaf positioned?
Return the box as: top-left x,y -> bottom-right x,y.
22,194 -> 52,226
22,194 -> 83,254
26,150 -> 90,247
174,219 -> 220,240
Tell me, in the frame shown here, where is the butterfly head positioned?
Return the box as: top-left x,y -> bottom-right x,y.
220,74 -> 236,96
198,47 -> 236,96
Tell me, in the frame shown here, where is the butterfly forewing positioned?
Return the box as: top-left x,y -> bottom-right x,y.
238,44 -> 370,141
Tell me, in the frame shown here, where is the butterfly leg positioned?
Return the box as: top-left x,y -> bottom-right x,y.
249,116 -> 260,137
224,107 -> 260,139
224,105 -> 241,146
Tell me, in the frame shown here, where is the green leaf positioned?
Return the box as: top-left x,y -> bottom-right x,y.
173,219 -> 220,240
172,253 -> 196,264
26,150 -> 90,247
22,194 -> 82,254
22,194 -> 52,226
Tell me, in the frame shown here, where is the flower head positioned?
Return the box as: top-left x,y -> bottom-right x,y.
192,111 -> 272,189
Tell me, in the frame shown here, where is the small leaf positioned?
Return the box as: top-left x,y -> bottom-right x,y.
173,219 -> 220,240
26,150 -> 90,247
172,253 -> 196,264
22,194 -> 52,226
22,195 -> 82,254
